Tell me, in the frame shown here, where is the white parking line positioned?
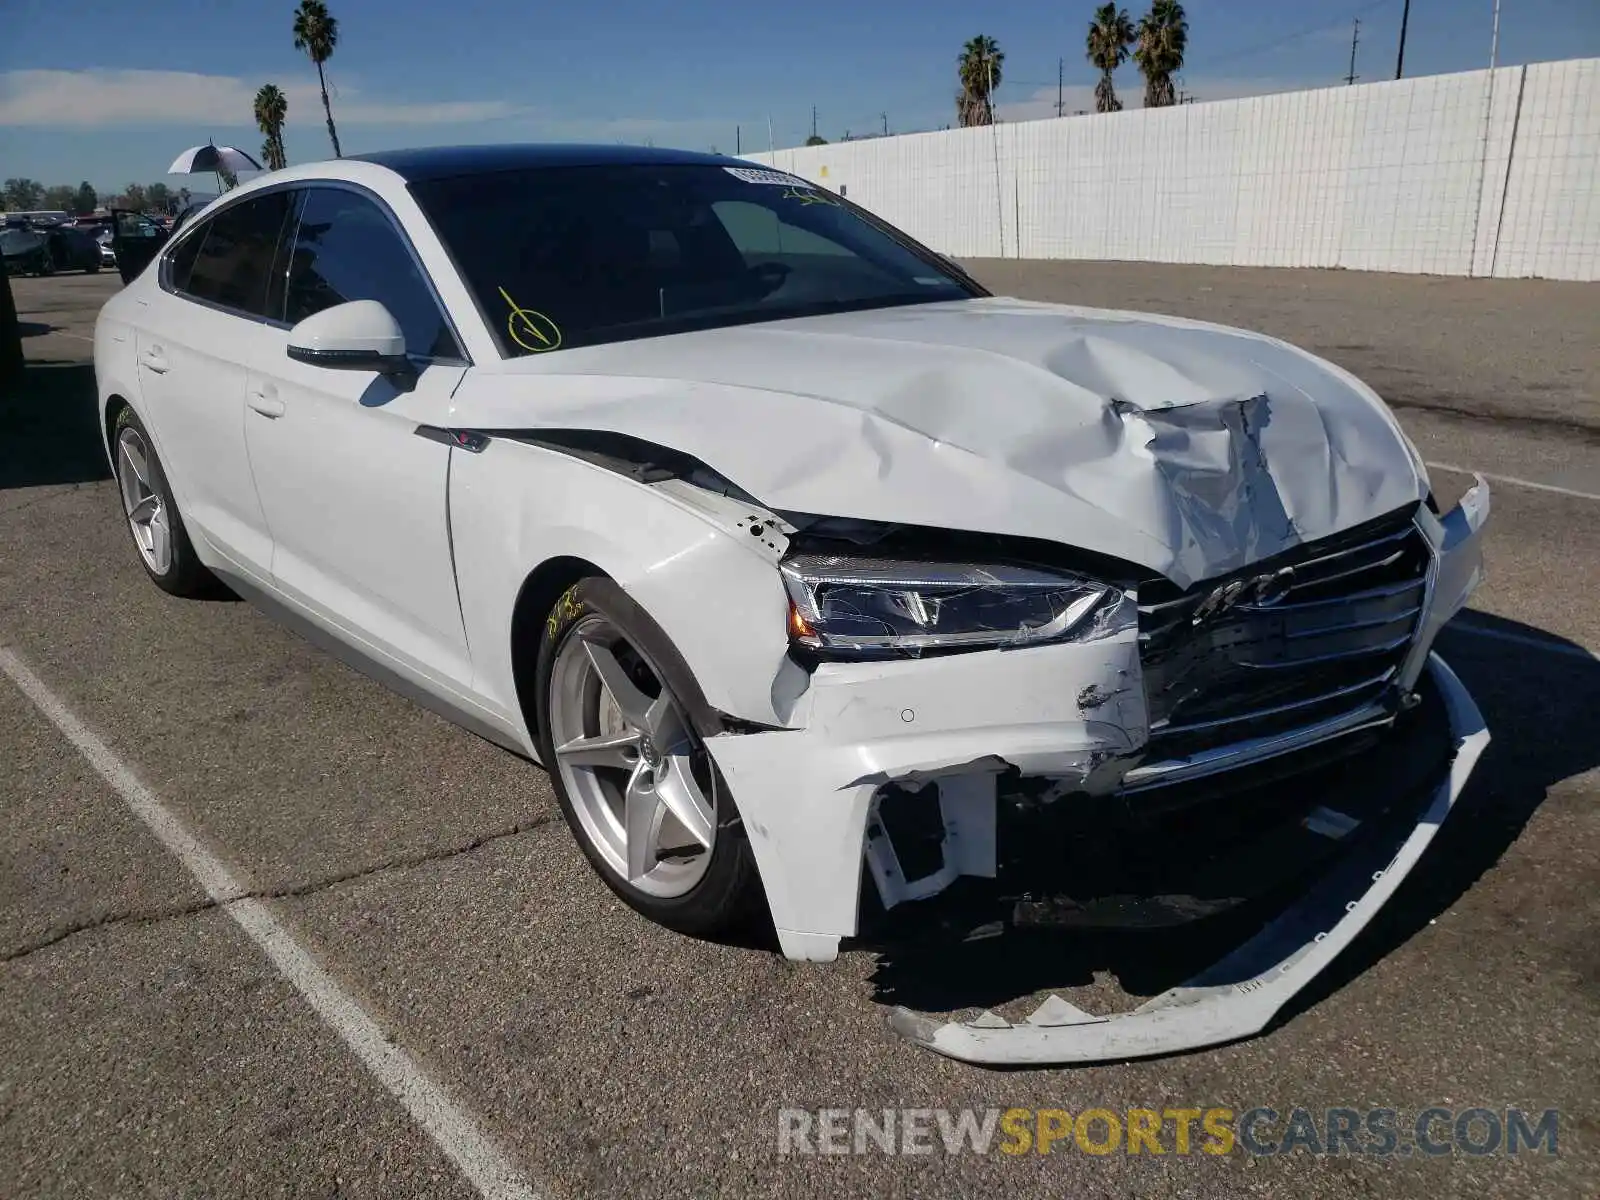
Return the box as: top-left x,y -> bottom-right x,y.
1423,461 -> 1600,503
0,646 -> 540,1200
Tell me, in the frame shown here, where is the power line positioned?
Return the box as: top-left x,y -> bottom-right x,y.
1206,0 -> 1395,69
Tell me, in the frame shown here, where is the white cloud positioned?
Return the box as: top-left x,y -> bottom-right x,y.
997,75 -> 1321,122
0,69 -> 523,127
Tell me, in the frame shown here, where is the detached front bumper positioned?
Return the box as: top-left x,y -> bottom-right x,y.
703,482 -> 1490,1062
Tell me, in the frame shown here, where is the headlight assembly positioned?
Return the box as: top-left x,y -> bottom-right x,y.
780,554 -> 1114,657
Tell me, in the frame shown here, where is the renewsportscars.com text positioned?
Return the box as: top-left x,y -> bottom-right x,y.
777,1106 -> 1561,1158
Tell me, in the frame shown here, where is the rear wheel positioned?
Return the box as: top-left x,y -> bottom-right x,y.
536,577 -> 762,936
112,407 -> 214,596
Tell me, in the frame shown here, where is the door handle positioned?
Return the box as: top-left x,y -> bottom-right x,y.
247,388 -> 286,418
139,348 -> 169,374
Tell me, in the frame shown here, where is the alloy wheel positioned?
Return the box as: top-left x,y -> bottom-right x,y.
547,614 -> 718,898
115,426 -> 172,575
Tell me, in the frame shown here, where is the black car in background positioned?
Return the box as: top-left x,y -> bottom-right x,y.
0,223 -> 103,276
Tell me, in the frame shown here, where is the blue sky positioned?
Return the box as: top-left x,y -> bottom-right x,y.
3,0 -> 1598,193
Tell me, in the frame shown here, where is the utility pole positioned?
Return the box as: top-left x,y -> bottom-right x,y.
736,125 -> 741,155
1345,17 -> 1361,85
1489,0 -> 1501,69
1056,57 -> 1064,117
811,105 -> 818,140
881,111 -> 889,136
1395,0 -> 1411,78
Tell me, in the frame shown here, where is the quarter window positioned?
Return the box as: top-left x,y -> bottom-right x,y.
179,192 -> 296,316
283,188 -> 461,360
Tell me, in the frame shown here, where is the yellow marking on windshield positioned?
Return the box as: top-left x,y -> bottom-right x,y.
781,186 -> 840,207
497,286 -> 563,353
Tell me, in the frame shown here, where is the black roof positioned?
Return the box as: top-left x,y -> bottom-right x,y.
350,143 -> 744,183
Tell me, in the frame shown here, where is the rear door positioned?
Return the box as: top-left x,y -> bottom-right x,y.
110,210 -> 168,283
131,190 -> 298,582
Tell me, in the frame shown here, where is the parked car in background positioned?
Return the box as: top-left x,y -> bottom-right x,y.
1,223 -> 102,275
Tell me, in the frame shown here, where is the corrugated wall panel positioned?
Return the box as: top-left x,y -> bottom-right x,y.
746,58 -> 1599,281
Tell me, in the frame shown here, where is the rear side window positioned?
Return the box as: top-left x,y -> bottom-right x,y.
178,192 -> 297,316
282,188 -> 461,360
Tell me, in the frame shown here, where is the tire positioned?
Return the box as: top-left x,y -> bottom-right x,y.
85,258 -> 100,274
36,249 -> 54,277
111,407 -> 215,597
535,576 -> 763,937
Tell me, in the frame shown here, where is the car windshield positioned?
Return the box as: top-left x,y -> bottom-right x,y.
410,163 -> 976,356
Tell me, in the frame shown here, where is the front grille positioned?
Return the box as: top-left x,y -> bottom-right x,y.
1137,506 -> 1430,762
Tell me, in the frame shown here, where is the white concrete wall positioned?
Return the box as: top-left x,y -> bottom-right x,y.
749,58 -> 1600,281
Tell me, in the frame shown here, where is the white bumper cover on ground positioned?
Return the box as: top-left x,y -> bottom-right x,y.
887,651 -> 1486,1065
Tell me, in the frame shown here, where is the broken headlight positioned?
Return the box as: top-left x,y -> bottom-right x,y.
780,555 -> 1112,657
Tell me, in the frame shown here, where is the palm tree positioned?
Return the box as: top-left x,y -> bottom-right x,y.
1134,0 -> 1188,108
292,0 -> 342,157
956,35 -> 1004,127
254,84 -> 289,171
1086,4 -> 1136,114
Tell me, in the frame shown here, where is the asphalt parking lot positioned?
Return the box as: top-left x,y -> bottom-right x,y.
2,264 -> 1596,1199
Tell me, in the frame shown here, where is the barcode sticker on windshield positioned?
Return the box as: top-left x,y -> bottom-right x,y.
724,167 -> 813,187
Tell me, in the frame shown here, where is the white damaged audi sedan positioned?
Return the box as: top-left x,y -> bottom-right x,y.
95,145 -> 1491,1065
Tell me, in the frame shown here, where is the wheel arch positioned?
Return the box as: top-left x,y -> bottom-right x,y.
509,555 -> 605,752
102,392 -> 131,461
508,556 -> 741,756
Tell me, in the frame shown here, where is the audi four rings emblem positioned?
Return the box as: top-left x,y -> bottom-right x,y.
1191,566 -> 1297,625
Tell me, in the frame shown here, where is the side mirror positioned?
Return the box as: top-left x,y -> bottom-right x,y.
286,300 -> 410,375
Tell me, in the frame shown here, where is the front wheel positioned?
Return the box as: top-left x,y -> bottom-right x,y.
536,577 -> 763,936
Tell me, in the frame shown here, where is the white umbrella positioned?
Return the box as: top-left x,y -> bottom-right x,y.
167,144 -> 262,175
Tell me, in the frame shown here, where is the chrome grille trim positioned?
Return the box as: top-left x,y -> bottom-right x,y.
1149,668 -> 1396,737
1120,703 -> 1396,793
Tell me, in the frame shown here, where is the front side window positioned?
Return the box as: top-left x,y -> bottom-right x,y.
178,192 -> 296,316
282,188 -> 461,360
409,164 -> 976,357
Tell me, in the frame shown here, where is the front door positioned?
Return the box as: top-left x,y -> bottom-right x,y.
242,185 -> 473,691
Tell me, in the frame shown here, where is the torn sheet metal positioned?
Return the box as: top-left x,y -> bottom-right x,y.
888,652 -> 1488,1065
450,297 -> 1429,588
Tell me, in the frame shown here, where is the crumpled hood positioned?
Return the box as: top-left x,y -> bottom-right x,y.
453,297 -> 1427,588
